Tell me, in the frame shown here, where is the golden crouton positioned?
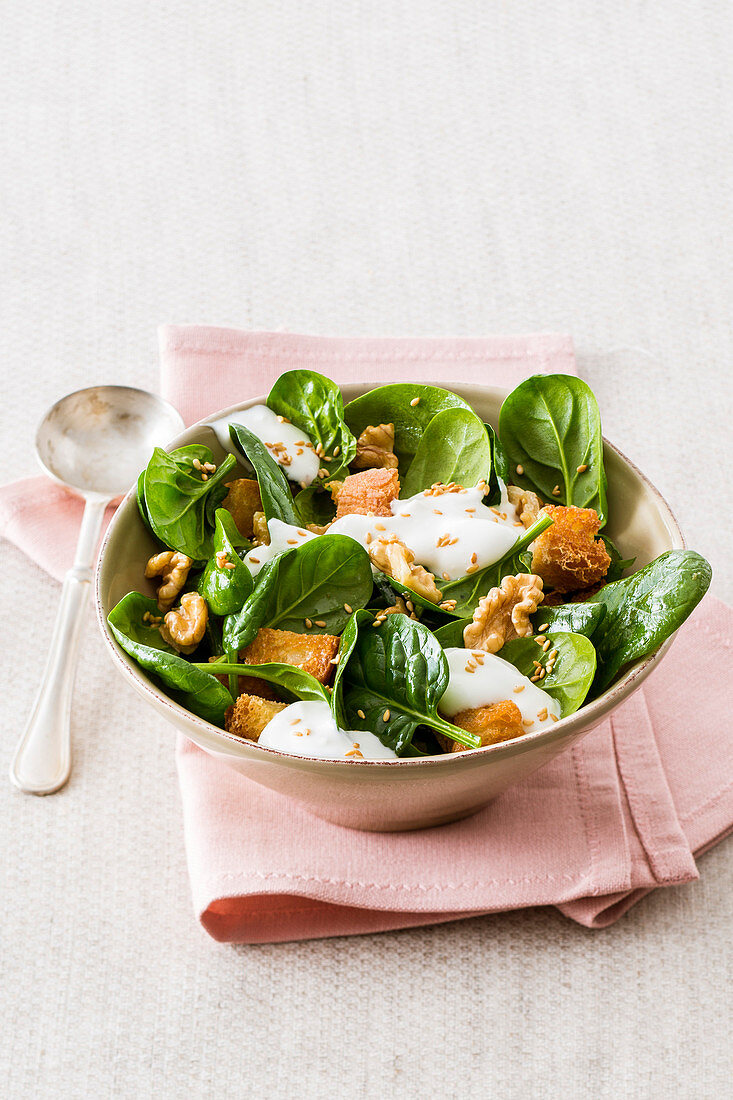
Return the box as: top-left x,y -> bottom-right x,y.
221,478 -> 262,538
225,693 -> 287,741
241,627 -> 340,685
333,468 -> 400,518
448,700 -> 526,752
531,505 -> 610,594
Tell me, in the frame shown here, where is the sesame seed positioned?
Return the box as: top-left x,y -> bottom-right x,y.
516,464 -> 524,476
290,717 -> 300,725
318,468 -> 329,478
315,620 -> 327,628
344,603 -> 353,613
333,445 -> 340,456
365,532 -> 372,544
465,564 -> 479,574
551,485 -> 561,496
442,571 -> 450,580
203,462 -> 216,472
537,707 -> 548,721
383,709 -> 391,721
410,396 -> 420,406
287,539 -> 298,545
523,720 -> 535,728
294,731 -> 303,737
576,464 -> 588,473
297,529 -> 308,537
513,684 -> 525,693
200,472 -> 208,481
537,623 -> 549,633
249,556 -> 260,564
304,617 -> 313,627
470,552 -> 478,565
374,523 -> 386,531
357,709 -> 366,719
465,508 -> 476,513
548,649 -> 558,660
433,509 -> 443,515
542,639 -> 551,651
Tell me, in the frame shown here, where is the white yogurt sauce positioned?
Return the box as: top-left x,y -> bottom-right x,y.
258,700 -> 398,760
243,518 -> 317,576
440,648 -> 561,729
329,483 -> 522,580
208,405 -> 320,486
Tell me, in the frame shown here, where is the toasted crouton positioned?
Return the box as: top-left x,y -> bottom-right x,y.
333,468 -> 400,518
225,693 -> 287,741
221,478 -> 263,538
448,700 -> 526,752
241,627 -> 340,685
531,505 -> 611,594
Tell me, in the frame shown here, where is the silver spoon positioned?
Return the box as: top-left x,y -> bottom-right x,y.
10,386 -> 184,795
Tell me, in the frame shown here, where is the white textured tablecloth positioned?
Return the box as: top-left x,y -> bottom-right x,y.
2,4 -> 732,1098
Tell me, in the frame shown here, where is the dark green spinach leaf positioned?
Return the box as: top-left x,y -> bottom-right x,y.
228,423 -> 300,525
485,423 -> 509,506
600,533 -> 636,583
401,407 -> 492,496
531,601 -> 606,638
195,660 -> 329,703
338,614 -> 480,754
498,374 -> 608,523
108,592 -> 233,725
432,617 -> 471,648
267,369 -> 356,478
344,383 -> 473,475
587,550 -> 712,691
223,534 -> 374,653
499,631 -> 597,716
198,509 -> 254,616
142,445 -> 237,561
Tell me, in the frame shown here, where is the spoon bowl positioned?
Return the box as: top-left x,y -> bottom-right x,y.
36,385 -> 184,499
11,385 -> 184,795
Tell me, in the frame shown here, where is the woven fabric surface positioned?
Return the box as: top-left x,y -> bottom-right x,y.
1,3 -> 732,1098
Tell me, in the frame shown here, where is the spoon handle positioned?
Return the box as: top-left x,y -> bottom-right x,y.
10,498 -> 107,795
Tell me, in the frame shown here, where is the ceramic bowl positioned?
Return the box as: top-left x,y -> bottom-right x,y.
95,383 -> 683,831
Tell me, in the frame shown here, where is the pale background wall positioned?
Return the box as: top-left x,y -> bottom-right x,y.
1,3 -> 731,1098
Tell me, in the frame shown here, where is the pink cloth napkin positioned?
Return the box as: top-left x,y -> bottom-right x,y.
3,327 -> 731,944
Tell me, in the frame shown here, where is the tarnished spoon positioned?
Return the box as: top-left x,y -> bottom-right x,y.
10,386 -> 184,795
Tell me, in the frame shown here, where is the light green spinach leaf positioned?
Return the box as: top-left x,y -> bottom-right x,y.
223,534 -> 374,653
499,631 -> 597,716
108,592 -> 233,725
198,509 -> 254,616
498,374 -> 608,523
195,660 -> 329,703
267,369 -> 356,478
401,407 -> 492,496
142,445 -> 237,561
338,614 -> 480,754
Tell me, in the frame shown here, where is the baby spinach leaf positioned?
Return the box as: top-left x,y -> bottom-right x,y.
440,512 -> 554,617
223,534 -> 374,653
198,509 -> 254,616
344,383 -> 473,474
267,369 -> 357,478
432,617 -> 471,648
142,445 -> 237,561
499,631 -> 597,717
195,660 -> 329,703
498,374 -> 608,523
107,592 -> 233,725
600,533 -> 636,583
329,609 -> 372,729
401,408 -> 493,496
228,424 -> 300,525
531,601 -> 605,638
292,484 -> 337,527
587,550 -> 712,692
338,614 -> 480,754
373,572 -> 453,618
485,424 -> 509,506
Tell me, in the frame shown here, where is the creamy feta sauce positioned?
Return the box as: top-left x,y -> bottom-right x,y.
328,483 -> 522,580
243,518 -> 317,576
440,648 -> 561,730
208,405 -> 320,486
258,700 -> 398,760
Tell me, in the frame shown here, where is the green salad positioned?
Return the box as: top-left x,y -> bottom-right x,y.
108,371 -> 711,760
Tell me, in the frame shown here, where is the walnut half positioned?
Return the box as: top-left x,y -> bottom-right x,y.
351,423 -> 399,470
159,592 -> 208,654
506,485 -> 543,529
462,573 -> 544,653
144,551 -> 193,611
368,536 -> 443,603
